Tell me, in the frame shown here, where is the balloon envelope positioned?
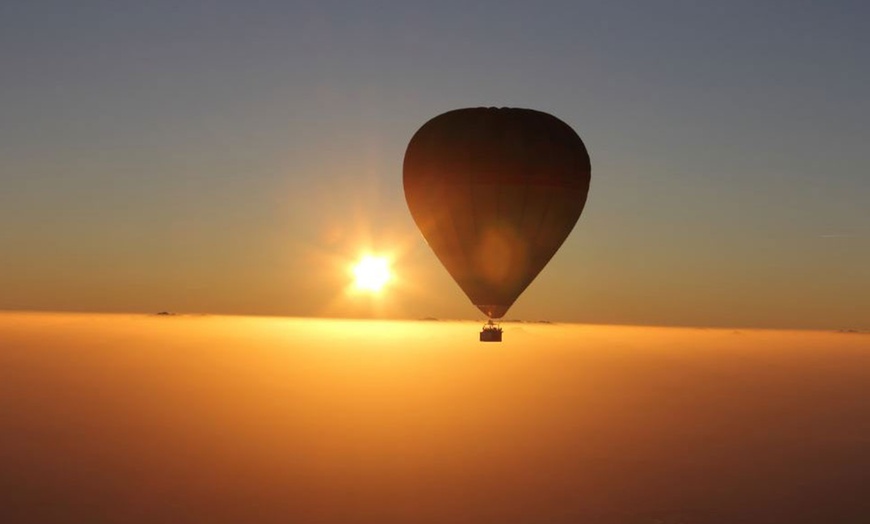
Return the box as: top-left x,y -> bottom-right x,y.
403,107 -> 591,319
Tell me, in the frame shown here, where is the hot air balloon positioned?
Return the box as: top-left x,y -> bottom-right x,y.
403,107 -> 591,341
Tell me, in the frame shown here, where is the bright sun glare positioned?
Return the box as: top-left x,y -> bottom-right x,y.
352,255 -> 391,293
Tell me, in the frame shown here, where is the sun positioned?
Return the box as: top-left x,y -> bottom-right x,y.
352,255 -> 392,292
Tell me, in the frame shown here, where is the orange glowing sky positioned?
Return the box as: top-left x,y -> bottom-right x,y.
1,2 -> 868,329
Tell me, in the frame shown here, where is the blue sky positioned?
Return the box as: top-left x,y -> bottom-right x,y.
1,1 -> 867,328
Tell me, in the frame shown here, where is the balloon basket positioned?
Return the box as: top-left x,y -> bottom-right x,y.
480,321 -> 503,342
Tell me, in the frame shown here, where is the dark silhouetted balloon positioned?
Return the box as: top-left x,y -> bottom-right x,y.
403,107 -> 591,319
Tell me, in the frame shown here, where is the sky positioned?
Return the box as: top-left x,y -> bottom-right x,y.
1,1 -> 868,329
